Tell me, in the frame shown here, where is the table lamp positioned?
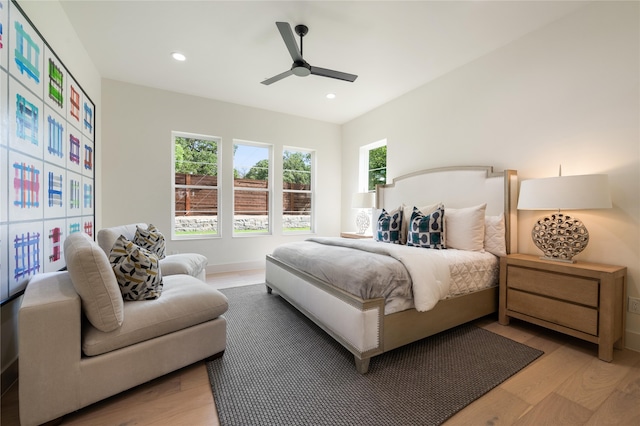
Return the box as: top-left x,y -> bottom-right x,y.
352,192 -> 376,234
517,173 -> 612,263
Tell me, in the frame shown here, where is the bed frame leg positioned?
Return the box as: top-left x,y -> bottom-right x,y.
266,284 -> 272,294
354,356 -> 370,374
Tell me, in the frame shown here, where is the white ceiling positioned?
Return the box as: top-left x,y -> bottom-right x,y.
59,0 -> 589,124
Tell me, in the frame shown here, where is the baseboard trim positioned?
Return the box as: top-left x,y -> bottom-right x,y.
205,260 -> 265,275
1,358 -> 18,396
625,329 -> 640,353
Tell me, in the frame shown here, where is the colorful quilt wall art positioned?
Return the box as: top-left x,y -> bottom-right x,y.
1,1 -> 96,304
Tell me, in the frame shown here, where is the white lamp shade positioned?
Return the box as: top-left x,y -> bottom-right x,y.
517,174 -> 612,210
352,192 -> 376,209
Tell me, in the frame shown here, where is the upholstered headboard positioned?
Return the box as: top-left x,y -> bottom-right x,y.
375,166 -> 518,253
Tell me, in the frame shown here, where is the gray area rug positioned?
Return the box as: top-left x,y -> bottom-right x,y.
207,284 -> 543,426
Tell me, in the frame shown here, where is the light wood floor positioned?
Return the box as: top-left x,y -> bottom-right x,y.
2,269 -> 640,425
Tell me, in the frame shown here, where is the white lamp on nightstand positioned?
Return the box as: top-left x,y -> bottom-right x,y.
517,172 -> 612,263
352,192 -> 376,234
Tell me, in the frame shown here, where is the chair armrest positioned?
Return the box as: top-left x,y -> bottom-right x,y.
19,271 -> 83,426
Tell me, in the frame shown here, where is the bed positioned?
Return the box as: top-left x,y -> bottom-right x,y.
265,166 -> 518,373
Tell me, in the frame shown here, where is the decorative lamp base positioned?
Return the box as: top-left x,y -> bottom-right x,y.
355,210 -> 370,235
532,212 -> 588,263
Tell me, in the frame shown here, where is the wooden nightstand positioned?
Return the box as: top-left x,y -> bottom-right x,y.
499,253 -> 627,362
340,232 -> 373,239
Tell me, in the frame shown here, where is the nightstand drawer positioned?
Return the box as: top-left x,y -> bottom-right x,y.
507,266 -> 599,307
507,289 -> 598,335
500,254 -> 627,362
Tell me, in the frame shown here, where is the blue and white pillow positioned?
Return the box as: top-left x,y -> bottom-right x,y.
406,205 -> 446,249
375,207 -> 403,244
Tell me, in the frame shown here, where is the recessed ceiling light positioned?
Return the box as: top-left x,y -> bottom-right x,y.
171,52 -> 186,61
326,93 -> 336,99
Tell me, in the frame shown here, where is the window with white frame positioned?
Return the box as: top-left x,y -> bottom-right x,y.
282,148 -> 314,233
359,139 -> 387,192
233,140 -> 272,235
172,132 -> 220,239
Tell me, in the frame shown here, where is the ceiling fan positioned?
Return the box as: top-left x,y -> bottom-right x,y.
261,22 -> 358,85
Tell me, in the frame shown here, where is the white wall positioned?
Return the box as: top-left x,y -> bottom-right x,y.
101,80 -> 341,272
342,1 -> 640,349
2,0 -> 102,383
6,0 -> 638,387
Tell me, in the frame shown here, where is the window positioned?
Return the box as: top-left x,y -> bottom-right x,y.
359,139 -> 387,191
233,141 -> 272,235
282,148 -> 314,233
172,132 -> 220,239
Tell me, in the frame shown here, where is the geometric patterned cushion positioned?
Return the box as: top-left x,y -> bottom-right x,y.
402,202 -> 440,245
406,205 -> 446,249
375,206 -> 403,244
133,224 -> 166,260
109,235 -> 163,301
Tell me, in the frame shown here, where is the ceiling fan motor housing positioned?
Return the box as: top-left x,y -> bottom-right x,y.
295,25 -> 309,37
292,60 -> 311,76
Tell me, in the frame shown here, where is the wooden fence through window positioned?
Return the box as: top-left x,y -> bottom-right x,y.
175,173 -> 310,216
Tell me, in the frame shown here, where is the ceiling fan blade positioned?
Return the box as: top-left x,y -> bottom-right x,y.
261,69 -> 294,85
276,22 -> 302,62
310,66 -> 358,82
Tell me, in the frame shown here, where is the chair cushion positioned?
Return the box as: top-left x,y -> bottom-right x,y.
97,223 -> 147,257
82,275 -> 228,356
160,253 -> 208,278
64,233 -> 124,332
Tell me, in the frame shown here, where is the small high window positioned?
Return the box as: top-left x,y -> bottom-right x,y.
360,139 -> 387,192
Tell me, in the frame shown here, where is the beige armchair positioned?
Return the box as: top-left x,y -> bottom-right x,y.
97,223 -> 208,281
18,233 -> 227,426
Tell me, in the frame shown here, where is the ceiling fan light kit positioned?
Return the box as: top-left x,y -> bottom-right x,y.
262,22 -> 358,85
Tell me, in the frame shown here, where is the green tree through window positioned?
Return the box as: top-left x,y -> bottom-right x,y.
174,137 -> 218,176
283,151 -> 311,185
243,159 -> 269,180
368,145 -> 387,191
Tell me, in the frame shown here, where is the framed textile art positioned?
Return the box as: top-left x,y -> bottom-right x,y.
0,1 -> 96,304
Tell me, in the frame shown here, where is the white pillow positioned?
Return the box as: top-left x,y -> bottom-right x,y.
484,213 -> 507,257
402,202 -> 440,245
445,204 -> 487,251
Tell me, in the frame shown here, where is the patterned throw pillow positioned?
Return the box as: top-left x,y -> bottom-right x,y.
133,224 -> 166,259
406,205 -> 446,249
375,207 -> 403,244
110,235 -> 163,301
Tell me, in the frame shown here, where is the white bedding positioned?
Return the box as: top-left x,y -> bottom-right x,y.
392,247 -> 499,313
279,237 -> 499,314
307,238 -> 450,312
